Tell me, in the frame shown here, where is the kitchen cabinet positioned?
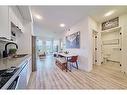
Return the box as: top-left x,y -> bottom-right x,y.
9,8 -> 18,28
16,57 -> 32,89
16,62 -> 28,89
9,7 -> 24,33
26,57 -> 32,85
18,19 -> 24,33
0,6 -> 11,40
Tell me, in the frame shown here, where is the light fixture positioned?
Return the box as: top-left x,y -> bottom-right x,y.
60,23 -> 65,27
104,10 -> 115,17
35,14 -> 42,20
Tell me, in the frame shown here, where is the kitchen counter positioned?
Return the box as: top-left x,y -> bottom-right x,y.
0,54 -> 31,70
0,54 -> 32,89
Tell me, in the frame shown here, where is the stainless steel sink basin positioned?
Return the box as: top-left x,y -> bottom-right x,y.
12,54 -> 28,58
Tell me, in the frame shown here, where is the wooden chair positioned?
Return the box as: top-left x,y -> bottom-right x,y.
68,56 -> 78,71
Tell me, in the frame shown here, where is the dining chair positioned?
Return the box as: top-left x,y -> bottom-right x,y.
68,56 -> 78,71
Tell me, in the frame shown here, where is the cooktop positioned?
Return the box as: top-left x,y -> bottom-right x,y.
0,67 -> 18,89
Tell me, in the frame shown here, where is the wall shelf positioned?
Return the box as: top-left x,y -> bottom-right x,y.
102,39 -> 119,45
101,26 -> 121,34
113,47 -> 120,51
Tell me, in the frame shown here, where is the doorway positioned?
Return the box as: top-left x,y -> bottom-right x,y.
101,27 -> 122,70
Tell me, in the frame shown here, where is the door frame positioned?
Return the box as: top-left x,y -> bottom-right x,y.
92,30 -> 98,65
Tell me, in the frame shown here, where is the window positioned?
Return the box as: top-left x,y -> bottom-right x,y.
46,40 -> 52,54
53,40 -> 60,52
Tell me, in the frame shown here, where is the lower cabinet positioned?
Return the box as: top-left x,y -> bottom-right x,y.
26,57 -> 32,85
16,57 -> 32,89
16,62 -> 28,89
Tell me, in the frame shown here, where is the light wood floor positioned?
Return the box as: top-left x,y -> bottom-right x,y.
27,55 -> 127,89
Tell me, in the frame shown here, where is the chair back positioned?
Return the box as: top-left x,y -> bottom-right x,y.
70,56 -> 78,62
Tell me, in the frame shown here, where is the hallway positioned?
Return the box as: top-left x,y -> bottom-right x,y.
27,55 -> 127,89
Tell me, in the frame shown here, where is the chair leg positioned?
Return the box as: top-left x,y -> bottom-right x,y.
76,62 -> 78,69
65,63 -> 67,72
70,63 -> 72,72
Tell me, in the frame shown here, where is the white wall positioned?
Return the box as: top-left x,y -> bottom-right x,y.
88,17 -> 101,65
64,17 -> 99,72
33,23 -> 64,40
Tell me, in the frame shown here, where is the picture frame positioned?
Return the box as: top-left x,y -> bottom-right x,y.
102,17 -> 119,30
66,31 -> 80,48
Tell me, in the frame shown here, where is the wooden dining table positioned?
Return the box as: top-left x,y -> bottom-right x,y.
57,52 -> 78,71
57,52 -> 78,58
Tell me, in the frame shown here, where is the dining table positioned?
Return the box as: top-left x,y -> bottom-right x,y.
57,52 -> 78,71
57,52 -> 78,58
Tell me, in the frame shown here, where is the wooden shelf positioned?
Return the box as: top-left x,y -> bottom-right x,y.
113,47 -> 120,51
102,39 -> 119,45
101,26 -> 121,34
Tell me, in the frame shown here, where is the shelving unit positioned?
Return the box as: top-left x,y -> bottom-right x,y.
101,26 -> 122,63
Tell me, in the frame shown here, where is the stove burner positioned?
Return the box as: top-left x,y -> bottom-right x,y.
6,67 -> 16,74
0,67 -> 18,89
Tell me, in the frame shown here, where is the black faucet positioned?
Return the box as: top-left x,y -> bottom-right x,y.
3,42 -> 18,58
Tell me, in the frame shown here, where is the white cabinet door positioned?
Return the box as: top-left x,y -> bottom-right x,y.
17,63 -> 28,89
9,7 -> 18,27
26,57 -> 32,85
17,18 -> 24,33
0,6 -> 11,39
9,7 -> 24,33
122,26 -> 127,72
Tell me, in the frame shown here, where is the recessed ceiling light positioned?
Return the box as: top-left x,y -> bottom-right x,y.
35,14 -> 42,20
60,23 -> 65,27
104,10 -> 115,17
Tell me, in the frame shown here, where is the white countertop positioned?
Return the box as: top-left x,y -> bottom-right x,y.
57,52 -> 78,57
0,54 -> 31,70
0,54 -> 31,89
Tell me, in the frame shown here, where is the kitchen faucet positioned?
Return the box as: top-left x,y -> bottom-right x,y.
3,42 -> 18,58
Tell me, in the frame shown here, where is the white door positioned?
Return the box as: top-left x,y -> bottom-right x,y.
92,31 -> 98,64
122,27 -> 127,72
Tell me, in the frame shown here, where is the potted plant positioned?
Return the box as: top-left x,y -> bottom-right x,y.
8,48 -> 17,57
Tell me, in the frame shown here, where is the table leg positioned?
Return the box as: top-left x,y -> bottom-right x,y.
66,57 -> 71,72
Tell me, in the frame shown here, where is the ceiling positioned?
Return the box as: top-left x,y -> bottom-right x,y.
31,6 -> 127,36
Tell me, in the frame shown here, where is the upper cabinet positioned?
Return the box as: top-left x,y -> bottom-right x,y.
0,6 -> 11,40
0,6 -> 25,42
9,7 -> 24,33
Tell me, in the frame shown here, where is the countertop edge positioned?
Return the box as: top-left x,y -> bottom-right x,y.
1,54 -> 31,89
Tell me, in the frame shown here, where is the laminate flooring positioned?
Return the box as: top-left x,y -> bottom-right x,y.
27,55 -> 127,89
